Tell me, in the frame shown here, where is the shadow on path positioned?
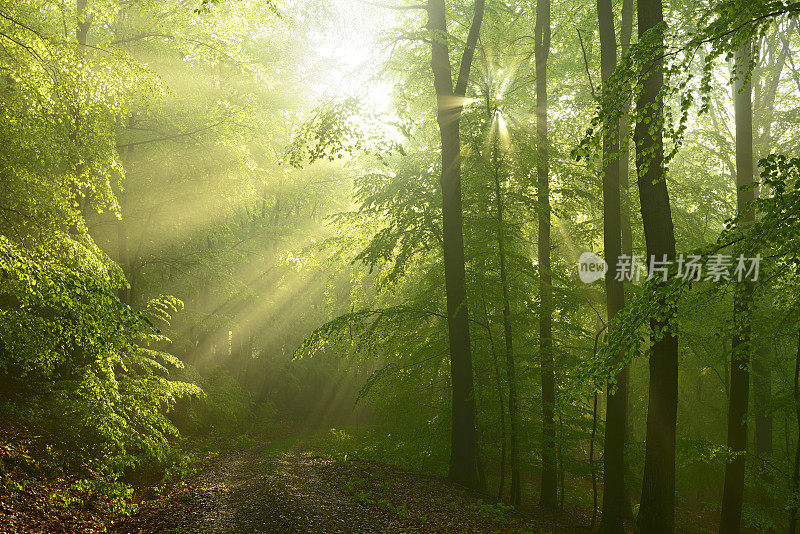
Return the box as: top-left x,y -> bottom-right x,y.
113,440 -> 404,533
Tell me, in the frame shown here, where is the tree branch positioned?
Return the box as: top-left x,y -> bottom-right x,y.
577,28 -> 597,100
116,119 -> 228,149
454,0 -> 485,98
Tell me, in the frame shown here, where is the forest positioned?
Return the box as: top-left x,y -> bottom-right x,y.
1,0 -> 800,532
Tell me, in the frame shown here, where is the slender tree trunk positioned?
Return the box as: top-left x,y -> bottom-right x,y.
558,413 -> 565,512
535,0 -> 557,510
117,119 -> 135,305
720,38 -> 755,534
116,193 -> 131,304
752,30 -> 789,460
753,354 -> 773,456
474,383 -> 488,492
619,0 -> 634,259
494,340 -> 508,500
788,329 -> 800,534
481,291 -> 507,501
486,89 -> 521,507
591,390 -> 599,530
633,0 -> 679,531
76,0 -> 90,46
619,0 -> 636,520
598,0 -> 627,531
427,0 -> 485,490
590,322 -> 607,530
68,0 -> 91,235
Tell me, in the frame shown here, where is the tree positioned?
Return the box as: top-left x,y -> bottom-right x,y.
751,25 -> 790,460
597,0 -> 627,530
619,0 -> 634,263
427,0 -> 486,490
535,0 -> 557,510
618,0 -> 635,520
719,37 -> 755,534
790,328 -> 800,534
633,0 -> 680,530
483,82 -> 521,507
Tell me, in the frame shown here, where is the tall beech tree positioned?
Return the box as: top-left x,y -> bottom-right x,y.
719,38 -> 755,534
634,0 -> 679,530
484,84 -> 521,506
597,0 -> 627,530
535,0 -> 557,510
619,0 -> 635,520
790,329 -> 800,534
619,0 -> 634,263
751,28 -> 789,460
427,0 -> 486,490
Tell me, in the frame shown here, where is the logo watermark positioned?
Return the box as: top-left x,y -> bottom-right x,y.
578,251 -> 608,283
577,253 -> 761,283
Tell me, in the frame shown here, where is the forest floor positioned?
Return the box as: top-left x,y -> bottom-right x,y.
1,428 -> 732,533
111,436 -> 591,533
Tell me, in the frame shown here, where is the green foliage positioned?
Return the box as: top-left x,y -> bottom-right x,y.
171,366 -> 274,437
309,427 -> 448,474
726,154 -> 800,265
3,0 -> 800,528
576,0 -> 800,182
287,97 -> 406,171
64,478 -> 138,517
195,0 -> 277,15
287,98 -> 367,168
0,236 -> 200,473
465,499 -> 514,524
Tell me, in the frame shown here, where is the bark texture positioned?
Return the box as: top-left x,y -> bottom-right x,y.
535,0 -> 557,510
634,0 -> 679,530
427,0 -> 485,490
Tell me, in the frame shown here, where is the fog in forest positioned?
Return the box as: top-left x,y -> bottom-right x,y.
2,0 -> 800,532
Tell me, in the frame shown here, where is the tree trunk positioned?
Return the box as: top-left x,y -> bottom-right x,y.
598,0 -> 627,531
720,38 -> 755,534
619,0 -> 636,520
633,0 -> 679,531
535,0 -> 557,510
481,291 -> 507,501
486,88 -> 521,508
753,354 -> 773,456
117,120 -> 135,305
591,390 -> 599,530
68,0 -> 91,235
619,0 -> 634,258
751,30 -> 789,460
559,413 -> 565,511
76,0 -> 90,46
426,0 -> 485,490
788,329 -> 800,534
116,194 -> 131,305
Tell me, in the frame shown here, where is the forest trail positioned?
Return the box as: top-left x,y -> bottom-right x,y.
112,439 -> 408,534
110,435 -> 600,534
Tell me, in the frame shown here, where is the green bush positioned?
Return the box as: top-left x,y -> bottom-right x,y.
0,236 -> 200,475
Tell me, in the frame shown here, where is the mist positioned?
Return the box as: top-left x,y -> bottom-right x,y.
1,0 -> 800,532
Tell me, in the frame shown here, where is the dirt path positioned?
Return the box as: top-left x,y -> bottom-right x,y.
113,440 -> 407,534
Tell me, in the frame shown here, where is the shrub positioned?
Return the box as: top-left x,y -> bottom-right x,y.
0,236 -> 200,475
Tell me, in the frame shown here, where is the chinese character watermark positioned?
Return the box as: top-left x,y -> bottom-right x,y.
615,254 -> 644,282
578,253 -> 761,284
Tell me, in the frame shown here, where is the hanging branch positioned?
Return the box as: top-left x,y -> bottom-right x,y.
577,28 -> 597,100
